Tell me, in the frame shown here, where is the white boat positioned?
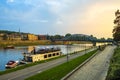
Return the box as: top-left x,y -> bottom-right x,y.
5,60 -> 19,68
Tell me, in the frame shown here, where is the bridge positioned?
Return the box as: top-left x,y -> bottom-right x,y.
54,34 -> 114,46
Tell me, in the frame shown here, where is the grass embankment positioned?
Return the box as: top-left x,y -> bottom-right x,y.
26,49 -> 98,80
106,47 -> 120,80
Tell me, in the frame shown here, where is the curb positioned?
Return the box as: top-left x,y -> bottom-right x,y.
61,50 -> 100,80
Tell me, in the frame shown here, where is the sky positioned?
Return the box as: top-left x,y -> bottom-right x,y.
0,0 -> 120,38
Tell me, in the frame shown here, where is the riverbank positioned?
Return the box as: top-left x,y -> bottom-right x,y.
0,40 -> 52,48
0,40 -> 92,48
106,46 -> 120,80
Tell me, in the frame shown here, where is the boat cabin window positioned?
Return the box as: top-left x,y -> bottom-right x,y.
48,54 -> 52,57
53,53 -> 55,56
57,53 -> 59,55
44,55 -> 47,58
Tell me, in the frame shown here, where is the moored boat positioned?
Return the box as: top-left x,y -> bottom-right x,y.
4,45 -> 14,49
5,60 -> 19,68
23,47 -> 62,62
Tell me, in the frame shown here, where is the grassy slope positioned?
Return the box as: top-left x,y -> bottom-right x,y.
26,50 -> 97,80
106,47 -> 120,80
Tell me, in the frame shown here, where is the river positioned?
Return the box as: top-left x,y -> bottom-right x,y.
0,44 -> 93,71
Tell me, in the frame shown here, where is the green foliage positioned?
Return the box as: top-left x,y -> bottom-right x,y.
107,38 -> 113,41
100,37 -> 106,40
26,50 -> 97,80
64,34 -> 97,41
0,30 -> 19,34
113,31 -> 120,41
106,47 -> 120,80
113,10 -> 120,41
65,33 -> 71,37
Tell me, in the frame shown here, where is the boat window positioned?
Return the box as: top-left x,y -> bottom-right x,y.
57,53 -> 59,55
53,53 -> 55,56
48,54 -> 52,57
44,55 -> 47,58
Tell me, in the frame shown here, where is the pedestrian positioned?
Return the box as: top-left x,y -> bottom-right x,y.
98,46 -> 101,50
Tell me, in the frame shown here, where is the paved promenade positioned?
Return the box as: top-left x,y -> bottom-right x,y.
66,46 -> 116,80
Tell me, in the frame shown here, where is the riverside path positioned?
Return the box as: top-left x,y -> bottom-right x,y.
0,48 -> 96,80
66,46 -> 116,80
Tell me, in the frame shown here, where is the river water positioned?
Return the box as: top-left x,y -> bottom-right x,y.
0,44 -> 93,71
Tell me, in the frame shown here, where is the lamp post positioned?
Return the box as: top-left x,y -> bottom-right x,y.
85,42 -> 86,54
84,36 -> 86,54
67,44 -> 69,62
66,41 -> 70,62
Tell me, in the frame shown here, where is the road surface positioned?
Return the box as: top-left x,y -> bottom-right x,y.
0,48 -> 95,80
66,46 -> 116,80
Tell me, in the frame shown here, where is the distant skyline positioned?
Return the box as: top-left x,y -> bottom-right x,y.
0,0 -> 120,38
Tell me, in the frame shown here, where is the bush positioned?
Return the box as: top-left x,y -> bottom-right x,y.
106,47 -> 120,80
114,69 -> 120,79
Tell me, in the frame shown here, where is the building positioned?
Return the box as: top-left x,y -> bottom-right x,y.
27,34 -> 38,40
21,34 -> 28,40
0,33 -> 4,40
38,35 -> 47,40
7,33 -> 21,41
23,47 -> 61,62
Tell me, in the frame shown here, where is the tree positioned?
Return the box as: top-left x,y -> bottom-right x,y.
54,35 -> 63,40
113,10 -> 120,41
65,33 -> 71,37
107,38 -> 113,40
100,37 -> 106,40
113,31 -> 120,41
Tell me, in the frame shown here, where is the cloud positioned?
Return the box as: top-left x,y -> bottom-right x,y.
73,0 -> 120,38
45,0 -> 64,14
51,0 -> 120,38
56,19 -> 63,24
7,0 -> 14,3
1,0 -> 120,37
39,20 -> 48,23
45,0 -> 75,14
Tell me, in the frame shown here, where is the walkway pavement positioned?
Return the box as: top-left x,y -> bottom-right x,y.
66,46 -> 116,80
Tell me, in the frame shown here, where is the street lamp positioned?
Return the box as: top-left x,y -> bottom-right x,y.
67,44 -> 69,62
66,41 -> 70,62
84,36 -> 86,54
